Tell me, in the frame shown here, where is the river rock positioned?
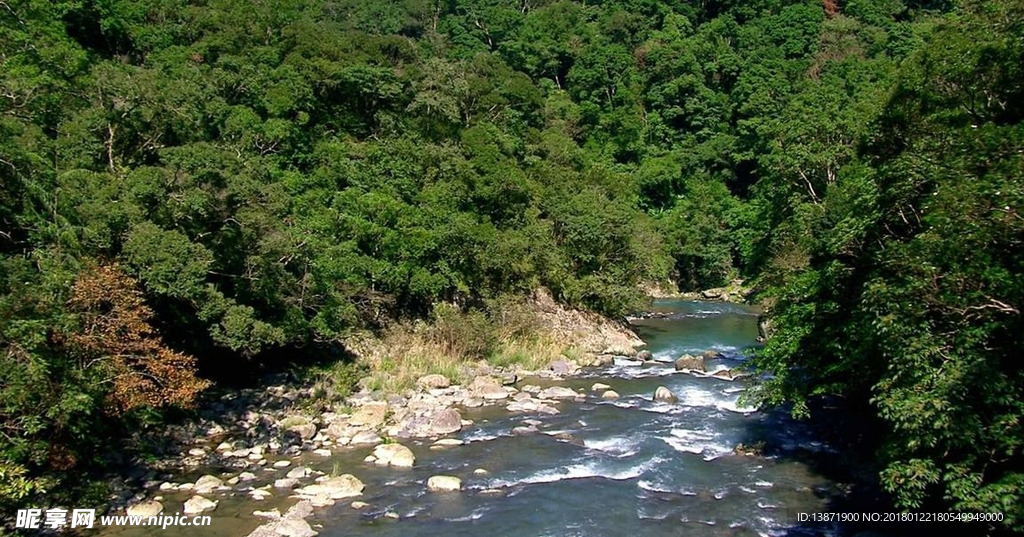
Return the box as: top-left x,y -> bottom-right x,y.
548,359 -> 579,376
289,423 -> 317,441
539,386 -> 580,400
126,500 -> 163,518
426,476 -> 462,492
183,495 -> 217,514
349,402 -> 388,428
636,350 -> 653,361
601,390 -> 620,399
428,409 -> 463,435
653,386 -> 677,403
274,478 -> 298,489
551,432 -> 585,446
250,488 -> 273,500
253,509 -> 281,519
417,374 -> 451,390
512,425 -> 539,435
193,475 -> 223,494
674,354 -> 705,372
273,460 -> 292,468
591,382 -> 611,392
469,376 -> 509,400
349,431 -> 383,445
351,501 -> 369,510
371,443 -> 415,467
286,466 -> 310,479
273,518 -> 318,537
294,474 -> 364,499
430,438 -> 464,450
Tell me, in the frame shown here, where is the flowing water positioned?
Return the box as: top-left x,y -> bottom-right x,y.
315,300 -> 845,537
102,300 -> 851,537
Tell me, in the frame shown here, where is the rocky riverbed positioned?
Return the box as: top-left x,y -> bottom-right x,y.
108,348 -> 687,537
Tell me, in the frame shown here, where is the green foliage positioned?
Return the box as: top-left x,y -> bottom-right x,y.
2,0 -> 1021,530
748,1 -> 1024,532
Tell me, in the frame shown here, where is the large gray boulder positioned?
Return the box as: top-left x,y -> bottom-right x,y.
193,475 -> 224,494
294,474 -> 364,499
126,500 -> 163,518
426,475 -> 462,492
183,495 -> 217,515
469,376 -> 509,400
653,386 -> 677,403
370,443 -> 415,467
674,354 -> 705,372
349,402 -> 388,428
428,409 -> 463,435
539,386 -> 580,400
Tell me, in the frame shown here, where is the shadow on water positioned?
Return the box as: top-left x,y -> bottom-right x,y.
735,397 -> 921,537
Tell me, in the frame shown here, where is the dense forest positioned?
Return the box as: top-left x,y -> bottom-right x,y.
1,0 -> 1021,532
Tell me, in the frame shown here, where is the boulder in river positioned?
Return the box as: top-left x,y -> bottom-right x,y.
428,408 -> 463,435
294,474 -> 364,499
126,500 -> 162,518
273,519 -> 318,537
674,354 -> 705,372
636,350 -> 653,361
349,430 -> 383,445
183,495 -> 217,514
548,359 -> 579,376
601,390 -> 620,400
193,474 -> 223,494
370,443 -> 415,467
702,350 -> 725,360
538,386 -> 580,400
426,475 -> 462,492
653,386 -> 677,403
591,382 -> 612,392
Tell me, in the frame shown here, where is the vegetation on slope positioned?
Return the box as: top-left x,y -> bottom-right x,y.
1,0 -> 1021,531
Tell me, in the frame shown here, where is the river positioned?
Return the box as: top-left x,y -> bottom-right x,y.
101,299 -> 854,537
313,299 -> 844,537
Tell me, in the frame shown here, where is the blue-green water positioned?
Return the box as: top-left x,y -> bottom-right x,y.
315,300 -> 845,537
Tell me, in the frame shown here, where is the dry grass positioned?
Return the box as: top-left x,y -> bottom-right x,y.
338,293 -> 629,396
351,299 -> 577,394
360,324 -> 473,393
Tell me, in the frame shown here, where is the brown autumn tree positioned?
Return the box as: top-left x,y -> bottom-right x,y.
66,263 -> 210,414
823,0 -> 839,18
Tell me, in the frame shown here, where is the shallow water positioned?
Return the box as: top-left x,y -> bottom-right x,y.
315,300 -> 843,537
100,300 -> 853,537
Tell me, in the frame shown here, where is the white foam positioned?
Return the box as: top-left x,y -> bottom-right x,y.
446,507 -> 490,522
659,428 -> 734,459
584,436 -> 639,458
462,430 -> 500,443
486,457 -> 664,488
606,363 -> 676,379
637,479 -> 672,493
677,386 -> 721,407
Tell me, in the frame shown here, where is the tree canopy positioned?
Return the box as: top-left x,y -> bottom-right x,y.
1,0 -> 1021,531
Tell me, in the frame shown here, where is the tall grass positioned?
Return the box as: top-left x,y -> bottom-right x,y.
355,298 -> 574,394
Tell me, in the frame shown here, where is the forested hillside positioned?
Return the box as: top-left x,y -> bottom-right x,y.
1,0 -> 1021,531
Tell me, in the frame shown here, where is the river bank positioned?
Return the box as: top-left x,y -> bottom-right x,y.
96,297 -> 882,537
99,290 -> 659,535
